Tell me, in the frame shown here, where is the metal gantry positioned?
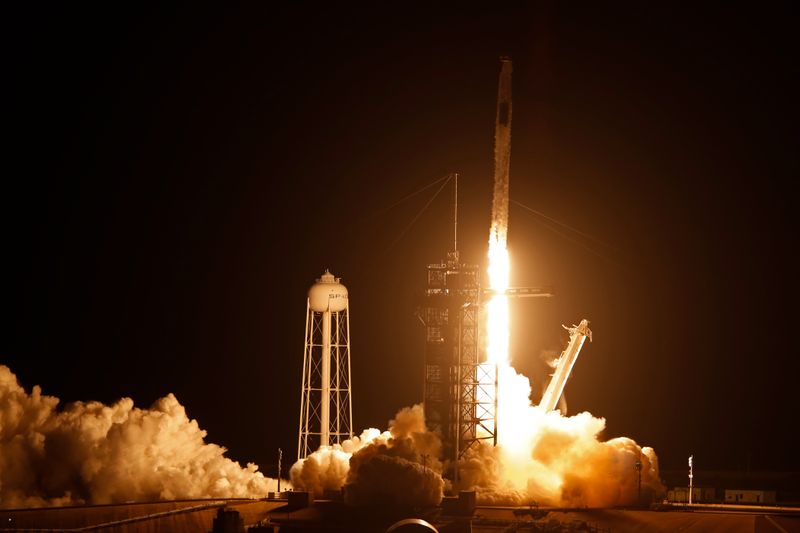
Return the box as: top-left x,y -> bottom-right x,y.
421,251 -> 497,467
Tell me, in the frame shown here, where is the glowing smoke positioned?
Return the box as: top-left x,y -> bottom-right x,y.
288,428 -> 381,497
482,213 -> 664,506
289,366 -> 663,508
0,365 -> 281,508
291,404 -> 445,508
457,363 -> 664,506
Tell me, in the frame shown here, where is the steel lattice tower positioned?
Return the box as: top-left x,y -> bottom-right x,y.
421,250 -> 498,468
297,270 -> 353,460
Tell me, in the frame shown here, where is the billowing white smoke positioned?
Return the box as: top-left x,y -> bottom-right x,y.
288,428 -> 381,497
0,366 -> 281,508
456,363 -> 665,507
290,366 -> 664,509
290,404 -> 445,508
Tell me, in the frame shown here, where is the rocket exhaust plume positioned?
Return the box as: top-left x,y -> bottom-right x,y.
0,366 -> 282,508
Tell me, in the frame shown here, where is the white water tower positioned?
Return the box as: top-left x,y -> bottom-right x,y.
297,269 -> 353,459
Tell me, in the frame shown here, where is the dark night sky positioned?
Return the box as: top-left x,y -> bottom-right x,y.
4,4 -> 798,477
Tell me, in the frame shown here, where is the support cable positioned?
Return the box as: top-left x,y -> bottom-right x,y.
511,199 -> 620,265
385,174 -> 453,252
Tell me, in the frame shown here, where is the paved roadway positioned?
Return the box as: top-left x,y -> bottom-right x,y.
0,499 -> 284,532
472,507 -> 800,533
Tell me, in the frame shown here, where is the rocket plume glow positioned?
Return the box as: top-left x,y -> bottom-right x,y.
486,233 -> 510,365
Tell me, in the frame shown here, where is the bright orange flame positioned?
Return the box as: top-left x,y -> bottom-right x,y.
475,229 -> 510,441
486,230 -> 535,454
486,231 -> 509,365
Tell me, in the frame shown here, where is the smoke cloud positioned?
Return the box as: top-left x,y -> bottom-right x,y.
289,428 -> 381,497
0,365 -> 280,508
291,365 -> 663,509
455,363 -> 665,506
1,358 -> 664,509
291,404 -> 445,508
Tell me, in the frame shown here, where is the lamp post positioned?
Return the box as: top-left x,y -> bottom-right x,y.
277,448 -> 282,494
634,458 -> 642,505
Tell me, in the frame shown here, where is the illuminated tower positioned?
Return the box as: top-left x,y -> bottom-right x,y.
421,59 -> 551,475
420,175 -> 497,468
297,270 -> 353,460
421,249 -> 494,467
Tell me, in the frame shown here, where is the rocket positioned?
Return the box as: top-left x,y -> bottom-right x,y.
490,57 -> 513,246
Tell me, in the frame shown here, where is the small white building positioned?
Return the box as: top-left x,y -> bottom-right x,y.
667,487 -> 715,503
724,489 -> 776,504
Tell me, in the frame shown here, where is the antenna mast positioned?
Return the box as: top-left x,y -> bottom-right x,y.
453,173 -> 458,253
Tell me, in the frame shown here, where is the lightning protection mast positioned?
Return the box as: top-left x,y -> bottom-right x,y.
297,270 -> 353,460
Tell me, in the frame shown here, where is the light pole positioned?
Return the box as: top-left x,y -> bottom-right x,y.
634,458 -> 642,505
277,448 -> 283,494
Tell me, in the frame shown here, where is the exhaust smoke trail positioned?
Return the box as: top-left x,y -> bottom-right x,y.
0,366 -> 281,508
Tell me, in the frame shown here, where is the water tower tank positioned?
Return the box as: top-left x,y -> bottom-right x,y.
308,270 -> 348,312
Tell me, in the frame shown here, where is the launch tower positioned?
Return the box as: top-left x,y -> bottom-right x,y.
421,59 -> 553,471
421,250 -> 496,464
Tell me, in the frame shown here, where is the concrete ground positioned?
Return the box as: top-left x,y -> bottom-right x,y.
1,501 -> 797,532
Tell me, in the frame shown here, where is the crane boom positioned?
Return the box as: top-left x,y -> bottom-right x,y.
538,319 -> 592,412
483,286 -> 554,300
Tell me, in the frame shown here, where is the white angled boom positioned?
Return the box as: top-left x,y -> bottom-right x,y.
539,319 -> 592,412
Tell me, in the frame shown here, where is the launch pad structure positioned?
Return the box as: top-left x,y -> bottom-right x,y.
421,250 -> 495,463
420,247 -> 554,467
420,58 -> 557,470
